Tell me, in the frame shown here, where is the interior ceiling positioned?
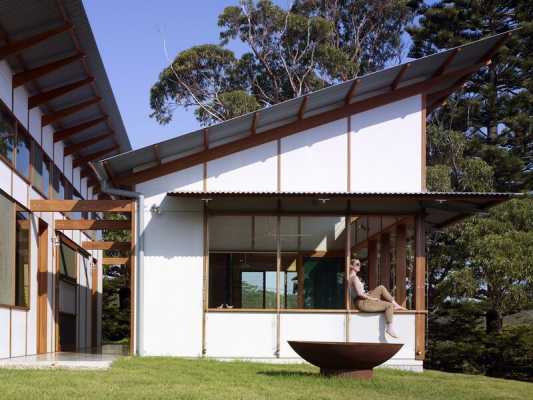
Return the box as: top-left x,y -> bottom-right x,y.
0,0 -> 130,184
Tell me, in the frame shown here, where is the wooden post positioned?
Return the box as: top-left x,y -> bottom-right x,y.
344,209 -> 351,342
367,239 -> 378,290
415,214 -> 426,360
296,255 -> 304,308
379,233 -> 391,289
395,225 -> 407,307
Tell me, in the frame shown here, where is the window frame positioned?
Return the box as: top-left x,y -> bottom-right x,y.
0,190 -> 31,311
206,212 -> 417,313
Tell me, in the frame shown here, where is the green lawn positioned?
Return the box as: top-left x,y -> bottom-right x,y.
0,357 -> 531,400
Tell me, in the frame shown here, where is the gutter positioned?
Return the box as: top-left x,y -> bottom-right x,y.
92,167 -> 144,356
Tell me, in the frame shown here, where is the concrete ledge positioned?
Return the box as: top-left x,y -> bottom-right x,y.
0,352 -> 119,370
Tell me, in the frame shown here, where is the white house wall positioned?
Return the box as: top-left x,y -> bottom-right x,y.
0,61 -> 12,107
350,95 -> 422,192
205,313 -> 276,358
206,141 -> 277,192
140,195 -> 204,356
13,86 -> 29,129
280,119 -> 348,192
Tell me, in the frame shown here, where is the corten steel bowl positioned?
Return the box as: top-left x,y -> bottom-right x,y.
288,341 -> 403,379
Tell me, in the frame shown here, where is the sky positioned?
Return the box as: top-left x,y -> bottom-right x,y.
83,0 -> 287,150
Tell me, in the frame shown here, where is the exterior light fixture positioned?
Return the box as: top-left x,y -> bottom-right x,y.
150,204 -> 162,215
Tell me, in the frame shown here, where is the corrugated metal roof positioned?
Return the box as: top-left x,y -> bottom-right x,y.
96,30 -> 516,183
0,0 -> 131,162
167,191 -> 517,198
166,191 -> 520,228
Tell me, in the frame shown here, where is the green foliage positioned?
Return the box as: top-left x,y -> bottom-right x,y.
427,301 -> 533,382
409,0 -> 533,192
426,125 -> 494,192
150,0 -> 416,125
101,213 -> 131,343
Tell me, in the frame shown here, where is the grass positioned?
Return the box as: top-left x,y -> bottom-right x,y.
0,357 -> 531,400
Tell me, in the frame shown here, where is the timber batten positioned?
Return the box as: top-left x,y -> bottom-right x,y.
30,200 -> 133,212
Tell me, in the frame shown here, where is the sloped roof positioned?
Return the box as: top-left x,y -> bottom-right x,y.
95,30 -> 516,186
0,0 -> 131,166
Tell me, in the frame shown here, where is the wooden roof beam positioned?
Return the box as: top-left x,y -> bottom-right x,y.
251,112 -> 258,135
344,79 -> 360,105
298,96 -> 308,120
54,115 -> 108,142
13,52 -> 84,88
0,23 -> 72,60
152,144 -> 161,165
42,96 -> 101,126
432,48 -> 461,78
203,128 -> 209,150
29,77 -> 94,109
64,131 -> 114,156
73,144 -> 120,168
391,63 -> 410,90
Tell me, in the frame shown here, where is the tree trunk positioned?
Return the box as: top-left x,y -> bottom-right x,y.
486,308 -> 502,333
487,63 -> 498,143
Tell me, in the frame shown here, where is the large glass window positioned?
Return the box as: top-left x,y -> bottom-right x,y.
208,213 -> 416,311
0,192 -> 31,308
15,208 -> 30,307
0,108 -> 15,163
15,129 -> 31,179
32,145 -> 51,197
52,166 -> 65,200
0,193 -> 14,305
59,241 -> 77,281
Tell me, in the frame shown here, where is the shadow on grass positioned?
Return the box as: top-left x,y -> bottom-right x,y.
257,370 -> 321,378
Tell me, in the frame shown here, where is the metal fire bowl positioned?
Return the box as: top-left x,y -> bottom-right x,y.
288,341 -> 403,379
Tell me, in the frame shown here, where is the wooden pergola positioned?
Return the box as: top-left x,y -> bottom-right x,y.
30,199 -> 137,354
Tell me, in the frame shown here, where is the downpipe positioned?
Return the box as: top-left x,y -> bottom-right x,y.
99,179 -> 144,356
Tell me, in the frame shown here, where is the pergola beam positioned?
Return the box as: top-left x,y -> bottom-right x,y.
55,219 -> 131,230
28,77 -> 95,109
42,96 -> 101,126
54,115 -> 108,142
30,199 -> 132,212
82,241 -> 131,251
102,257 -> 129,265
432,48 -> 461,77
64,131 -> 114,156
0,23 -> 72,60
13,52 -> 84,87
73,144 -> 119,168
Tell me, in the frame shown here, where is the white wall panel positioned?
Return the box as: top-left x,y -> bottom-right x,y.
12,173 -> 28,208
10,310 -> 27,357
42,126 -> 54,159
73,168 -> 81,192
279,313 -> 345,358
136,165 -> 203,209
64,155 -> 73,183
54,141 -> 64,172
0,308 -> 10,358
81,178 -> 88,199
26,215 -> 38,356
349,313 -> 415,360
142,205 -> 204,356
28,108 -> 42,143
206,313 -> 276,358
281,119 -> 347,192
351,95 -> 422,192
13,87 -> 28,128
207,141 -> 277,192
0,61 -> 12,107
0,159 -> 11,195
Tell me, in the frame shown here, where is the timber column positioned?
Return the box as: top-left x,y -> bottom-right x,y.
414,213 -> 426,360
